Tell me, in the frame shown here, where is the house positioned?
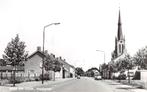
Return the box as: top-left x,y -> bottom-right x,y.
55,57 -> 75,79
24,46 -> 46,79
24,46 -> 75,80
0,46 -> 75,80
69,65 -> 75,78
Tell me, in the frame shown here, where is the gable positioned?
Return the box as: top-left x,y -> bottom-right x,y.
28,51 -> 45,59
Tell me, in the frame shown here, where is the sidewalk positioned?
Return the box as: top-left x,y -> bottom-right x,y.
104,80 -> 147,92
0,78 -> 74,92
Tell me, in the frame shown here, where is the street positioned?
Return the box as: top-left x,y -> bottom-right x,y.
9,77 -> 139,92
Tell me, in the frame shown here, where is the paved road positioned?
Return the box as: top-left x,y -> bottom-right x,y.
11,77 -> 145,92
44,77 -> 132,92
37,77 -> 135,92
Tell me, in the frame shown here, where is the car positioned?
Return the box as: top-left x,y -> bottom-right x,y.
94,75 -> 102,80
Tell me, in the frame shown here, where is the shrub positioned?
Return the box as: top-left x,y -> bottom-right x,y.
0,79 -> 9,85
118,73 -> 126,80
39,73 -> 50,80
9,77 -> 24,84
133,71 -> 140,80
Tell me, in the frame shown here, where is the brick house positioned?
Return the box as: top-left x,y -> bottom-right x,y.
24,46 -> 75,80
24,46 -> 45,79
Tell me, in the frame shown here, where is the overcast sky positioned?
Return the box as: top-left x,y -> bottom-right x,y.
0,0 -> 147,71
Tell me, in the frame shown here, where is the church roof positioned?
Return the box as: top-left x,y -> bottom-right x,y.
117,10 -> 123,40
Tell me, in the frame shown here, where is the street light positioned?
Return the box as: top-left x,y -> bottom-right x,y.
42,22 -> 60,84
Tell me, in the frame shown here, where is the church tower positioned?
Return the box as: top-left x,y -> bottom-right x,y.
112,10 -> 126,59
116,10 -> 125,56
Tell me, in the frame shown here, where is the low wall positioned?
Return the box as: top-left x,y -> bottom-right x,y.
137,70 -> 147,88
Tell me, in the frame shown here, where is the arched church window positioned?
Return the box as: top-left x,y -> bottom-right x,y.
122,45 -> 124,53
119,44 -> 121,53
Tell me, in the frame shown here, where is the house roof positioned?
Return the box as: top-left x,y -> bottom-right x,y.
69,65 -> 75,69
58,58 -> 75,69
27,48 -> 75,70
28,51 -> 46,59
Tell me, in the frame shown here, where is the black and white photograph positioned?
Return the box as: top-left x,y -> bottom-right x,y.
0,0 -> 147,92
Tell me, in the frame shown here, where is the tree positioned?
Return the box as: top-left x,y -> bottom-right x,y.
44,54 -> 62,81
0,59 -> 6,66
99,63 -> 109,79
133,47 -> 147,69
115,54 -> 133,72
123,54 -> 133,83
109,61 -> 118,73
85,67 -> 99,77
75,67 -> 85,76
3,34 -> 28,86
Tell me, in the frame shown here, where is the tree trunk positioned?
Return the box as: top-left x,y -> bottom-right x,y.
13,66 -> 16,87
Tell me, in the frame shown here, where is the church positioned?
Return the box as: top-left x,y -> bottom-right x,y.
111,10 -> 127,62
102,10 -> 128,79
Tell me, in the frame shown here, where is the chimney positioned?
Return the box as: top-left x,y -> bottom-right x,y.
37,46 -> 41,51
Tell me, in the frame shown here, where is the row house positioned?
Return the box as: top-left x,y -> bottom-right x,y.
24,46 -> 75,80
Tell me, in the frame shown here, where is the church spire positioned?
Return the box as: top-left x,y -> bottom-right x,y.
117,10 -> 123,40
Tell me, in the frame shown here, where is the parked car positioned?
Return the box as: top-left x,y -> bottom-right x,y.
94,75 -> 102,80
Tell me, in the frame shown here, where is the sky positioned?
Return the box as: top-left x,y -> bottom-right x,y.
0,0 -> 147,71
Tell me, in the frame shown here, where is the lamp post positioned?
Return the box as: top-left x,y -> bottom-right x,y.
96,50 -> 106,79
42,22 -> 60,84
